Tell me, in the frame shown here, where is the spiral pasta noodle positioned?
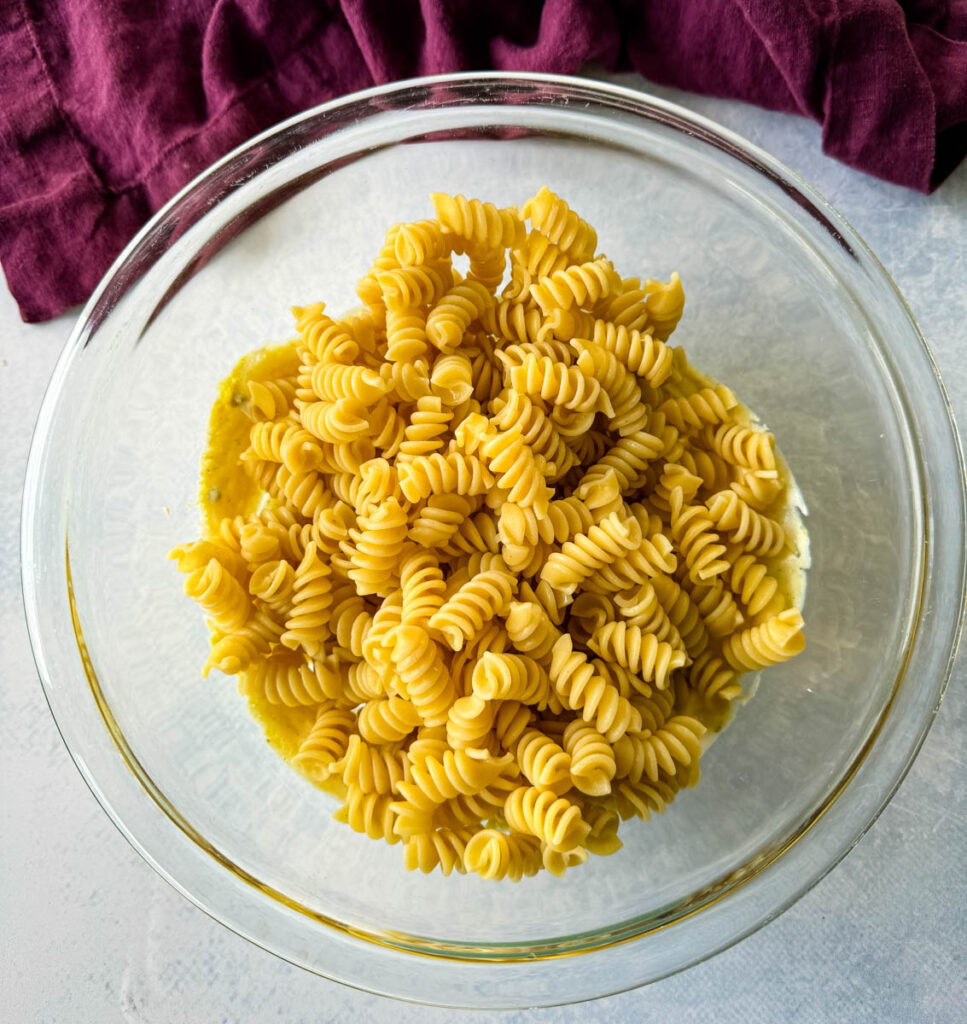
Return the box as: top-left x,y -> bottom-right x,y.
173,187 -> 806,880
520,186 -> 597,263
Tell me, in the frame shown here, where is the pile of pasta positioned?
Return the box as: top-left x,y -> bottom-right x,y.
172,187 -> 805,881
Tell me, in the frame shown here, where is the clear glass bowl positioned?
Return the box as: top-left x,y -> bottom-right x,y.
22,74 -> 966,1008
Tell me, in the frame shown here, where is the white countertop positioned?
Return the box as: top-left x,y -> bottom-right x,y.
3,73 -> 966,1023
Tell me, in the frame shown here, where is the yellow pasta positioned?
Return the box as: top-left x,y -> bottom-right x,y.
173,187 -> 806,880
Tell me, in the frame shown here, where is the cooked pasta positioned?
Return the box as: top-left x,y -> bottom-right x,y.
173,187 -> 806,880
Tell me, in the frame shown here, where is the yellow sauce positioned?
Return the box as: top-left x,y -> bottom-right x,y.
199,341 -> 337,779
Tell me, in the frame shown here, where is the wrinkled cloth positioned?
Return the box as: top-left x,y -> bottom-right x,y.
1,0 -> 966,322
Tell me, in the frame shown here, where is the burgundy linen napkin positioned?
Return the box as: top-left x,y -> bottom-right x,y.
1,0 -> 965,323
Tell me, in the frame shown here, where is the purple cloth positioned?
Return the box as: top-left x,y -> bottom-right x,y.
1,0 -> 966,323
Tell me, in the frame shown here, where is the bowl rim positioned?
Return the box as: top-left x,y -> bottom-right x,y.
20,70 -> 967,1007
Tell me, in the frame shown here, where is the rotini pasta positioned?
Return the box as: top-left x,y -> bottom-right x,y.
173,187 -> 806,880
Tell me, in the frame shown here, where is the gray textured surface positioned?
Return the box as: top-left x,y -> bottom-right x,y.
3,73 -> 966,1022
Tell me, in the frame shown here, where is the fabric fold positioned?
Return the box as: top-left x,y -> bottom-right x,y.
1,0 -> 965,322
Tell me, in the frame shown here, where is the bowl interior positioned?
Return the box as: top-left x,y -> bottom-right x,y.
28,82 -> 949,1004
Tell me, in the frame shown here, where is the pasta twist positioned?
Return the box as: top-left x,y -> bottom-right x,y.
706,491 -> 787,557
520,186 -> 597,263
723,547 -> 781,617
381,353 -> 431,401
569,592 -> 616,643
428,557 -> 517,650
612,777 -> 679,821
588,621 -> 688,690
377,263 -> 453,311
202,609 -> 282,676
334,788 -> 400,843
729,468 -> 785,512
649,462 -> 703,516
183,559 -> 250,631
585,532 -> 678,593
613,716 -> 705,787
491,700 -> 534,752
280,542 -> 333,654
357,695 -> 423,744
430,352 -> 474,405
669,488 -> 730,584
362,592 -> 400,677
508,354 -> 612,415
512,229 -> 571,278
295,305 -> 359,364
355,226 -> 401,307
540,306 -> 596,343
613,581 -> 685,651
292,707 -> 356,781
397,748 -> 513,809
703,422 -> 776,474
642,274 -> 685,340
579,428 -> 664,492
400,548 -> 446,628
243,650 -> 340,707
383,306 -> 429,365
688,651 -> 742,702
647,574 -> 709,657
248,420 -> 323,475
471,652 -> 549,705
479,427 -> 554,514
489,390 -> 576,480
678,446 -> 732,494
541,845 -> 590,877
398,395 -> 451,460
572,341 -> 650,436
495,339 -> 574,368
593,658 -> 654,701
300,398 -> 371,444
563,720 -> 616,796
724,608 -> 805,671
408,493 -> 477,548
394,219 -> 449,265
683,577 -> 746,637
498,496 -> 593,548
170,538 -> 248,584
247,378 -> 296,421
345,498 -> 408,597
516,728 -> 571,793
397,452 -> 494,502
430,193 -> 525,250
438,509 -> 500,557
343,661 -> 387,704
541,512 -> 643,595
464,829 -> 542,881
503,786 -> 590,852
480,298 -> 544,345
389,625 -> 458,726
339,734 -> 408,794
235,521 -> 282,570
426,279 -> 494,353
659,385 -> 738,432
503,599 -> 561,663
446,694 -> 495,751
595,277 -> 649,331
549,635 -> 642,742
310,362 -> 387,405
403,828 -> 474,875
578,802 -> 623,856
468,247 -> 507,291
529,257 -> 620,315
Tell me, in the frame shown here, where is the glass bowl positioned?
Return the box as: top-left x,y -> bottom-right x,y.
22,73 -> 966,1008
